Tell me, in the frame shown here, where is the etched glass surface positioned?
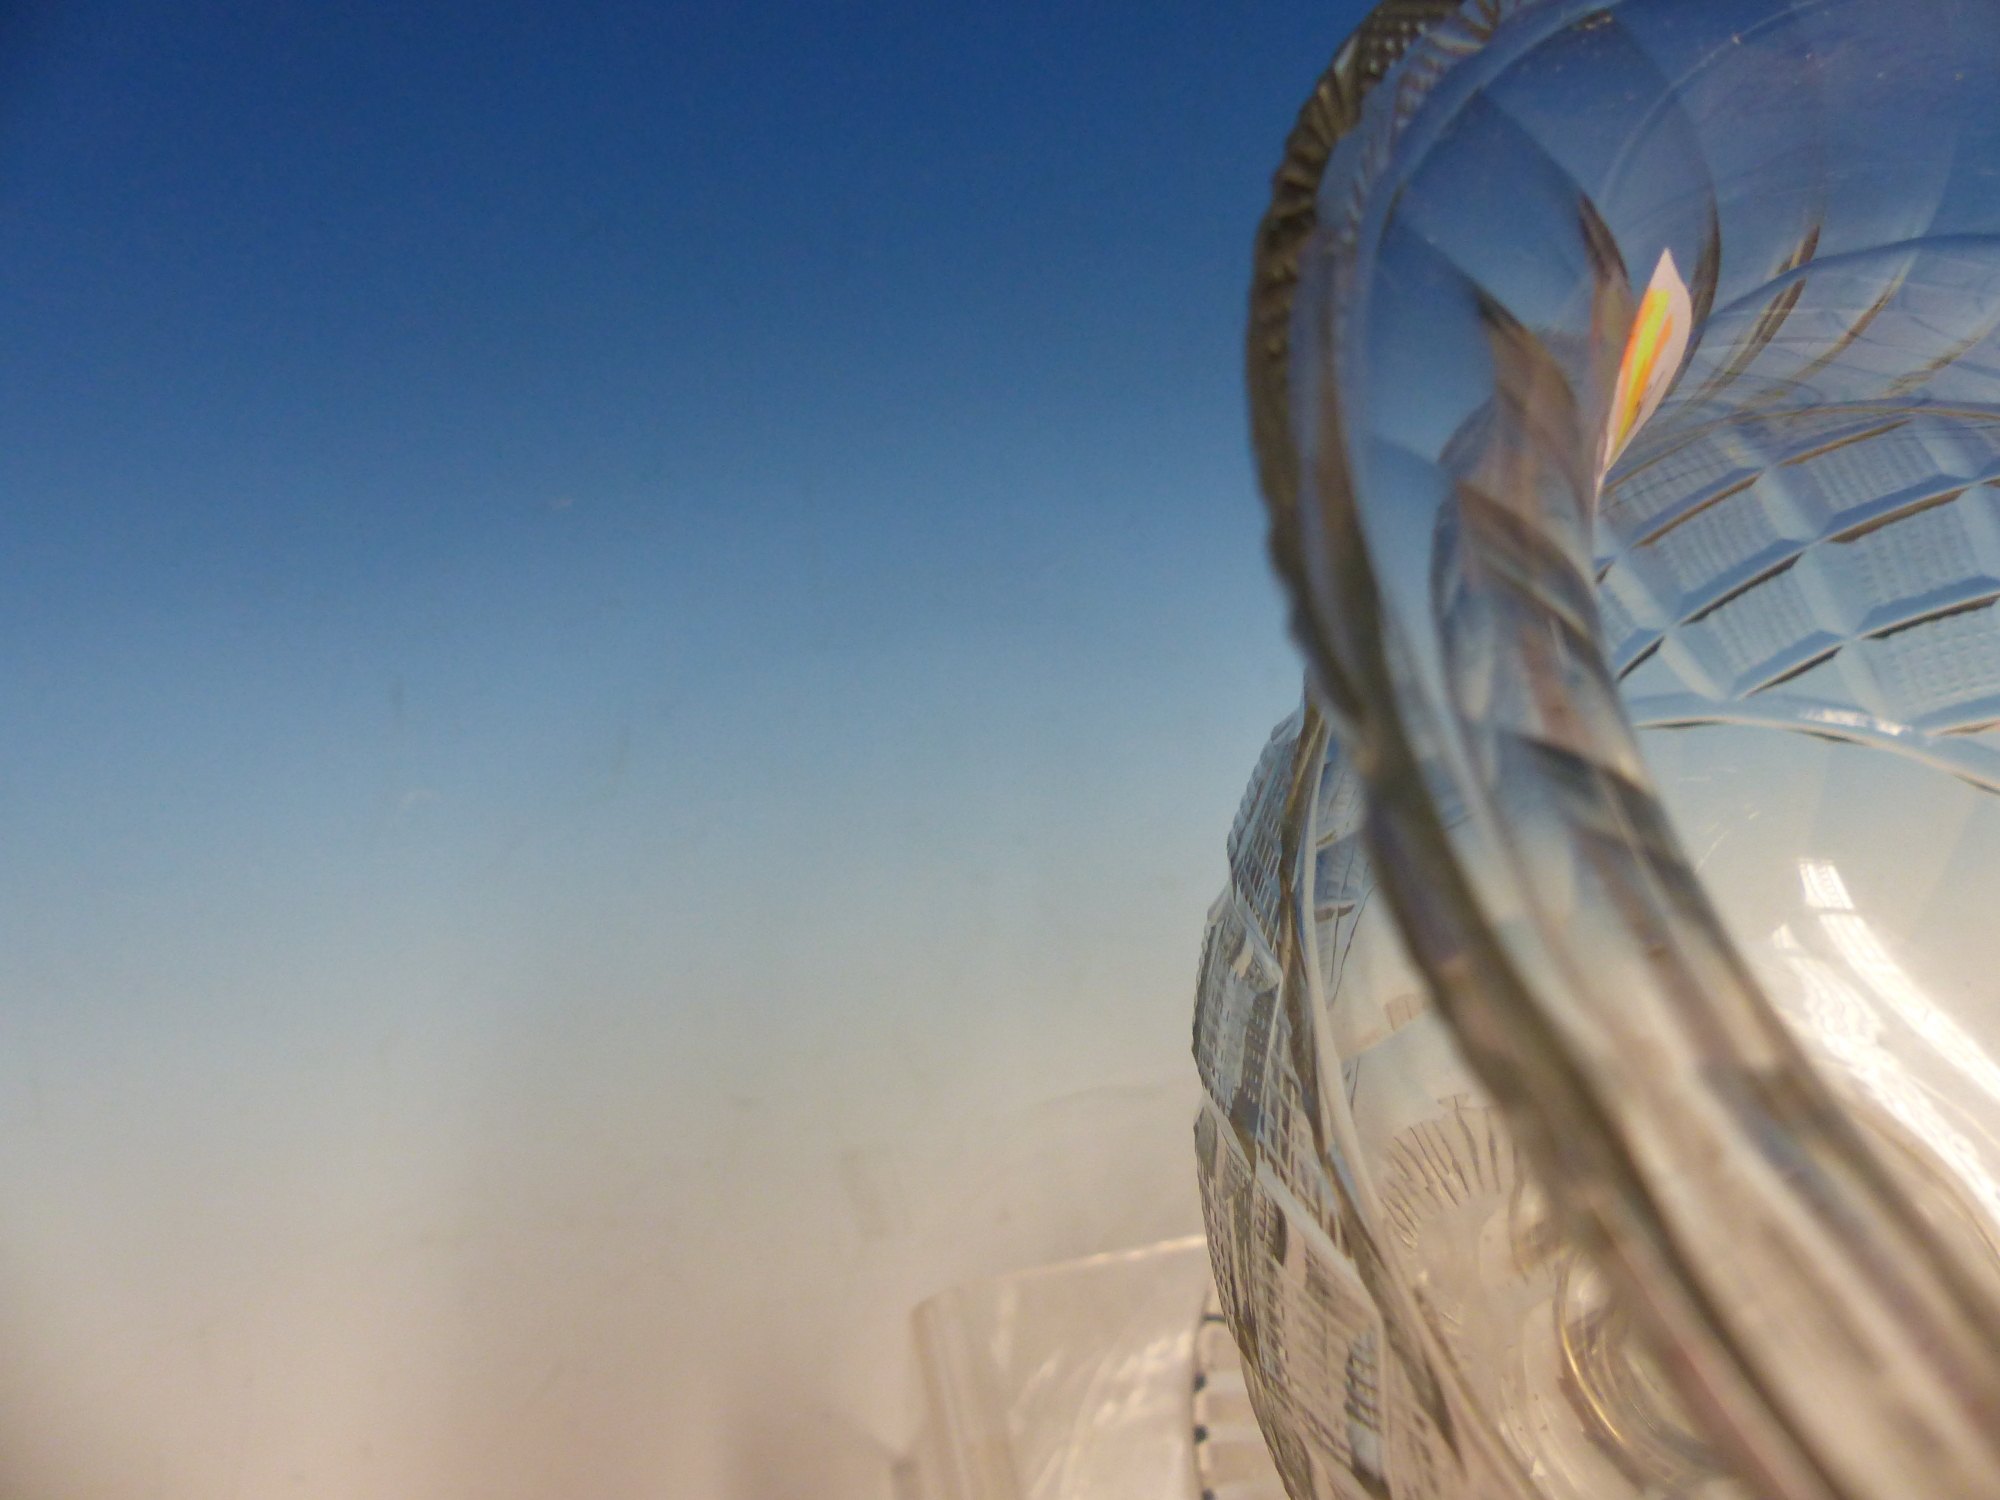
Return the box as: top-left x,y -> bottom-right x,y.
1200,1 -> 2000,1497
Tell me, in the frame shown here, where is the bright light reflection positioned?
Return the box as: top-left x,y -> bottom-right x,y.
1799,859 -> 2000,1107
1770,924 -> 2000,1228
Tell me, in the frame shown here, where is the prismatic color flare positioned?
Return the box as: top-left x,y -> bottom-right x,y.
1602,247 -> 1691,473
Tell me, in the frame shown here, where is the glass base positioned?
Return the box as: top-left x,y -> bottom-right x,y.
904,1237 -> 1284,1500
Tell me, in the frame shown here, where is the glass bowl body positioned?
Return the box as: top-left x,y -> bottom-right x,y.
1197,2 -> 2000,1497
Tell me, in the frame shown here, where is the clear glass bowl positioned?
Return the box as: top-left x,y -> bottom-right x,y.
1195,2 -> 2000,1496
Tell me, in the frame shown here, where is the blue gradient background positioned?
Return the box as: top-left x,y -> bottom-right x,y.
0,2 -> 1363,1495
